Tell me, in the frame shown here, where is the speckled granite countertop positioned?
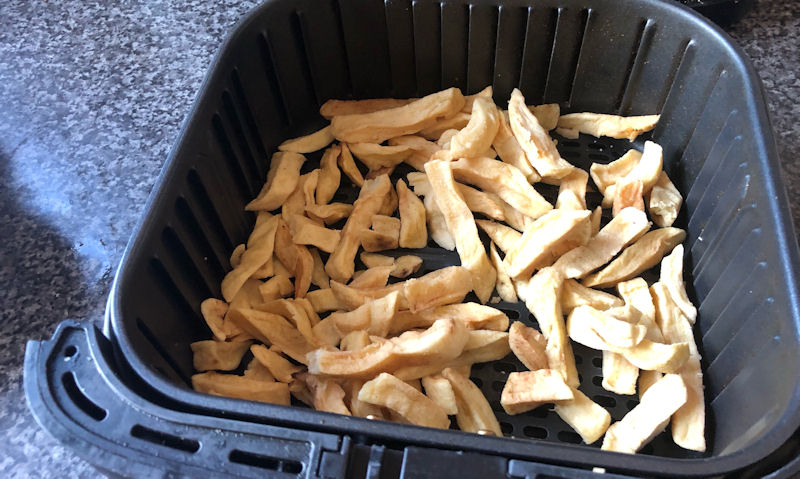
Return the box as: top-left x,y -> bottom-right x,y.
0,0 -> 798,477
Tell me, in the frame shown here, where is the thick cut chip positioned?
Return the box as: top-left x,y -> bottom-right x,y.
639,370 -> 663,398
312,317 -> 341,348
331,88 -> 465,143
201,298 -> 230,342
489,242 -> 517,303
359,251 -> 394,268
307,288 -> 342,313
460,86 -> 493,113
442,367 -> 502,436
379,185 -> 398,216
660,245 -> 697,324
404,265 -> 474,313
650,281 -> 705,452
279,125 -> 335,153
494,111 -> 540,182
601,374 -> 688,453
528,103 -> 560,131
302,169 -> 320,210
255,298 -> 317,345
501,370 -> 574,415
326,175 -> 392,283
337,143 -> 365,187
348,142 -> 414,172
396,179 -> 428,248
287,214 -> 341,253
192,372 -> 290,405
321,98 -> 415,118
390,303 -> 509,334
553,207 -> 650,279
422,189 -> 455,250
307,318 -> 469,378
582,228 -> 686,288
450,156 -> 553,220
566,309 -> 689,373
508,321 -> 549,371
425,160 -> 496,303
611,141 -> 663,211
476,220 -> 522,254
449,97 -> 500,159
418,112 -> 471,140
244,358 -> 276,382
332,290 -> 400,337
310,249 -> 330,289
612,179 -> 644,216
360,215 -> 400,252
557,113 -> 660,141
227,307 -> 316,364
555,169 -> 588,210
191,340 -> 252,372
221,215 -> 279,302
349,265 -> 392,290
422,375 -> 459,415
306,202 -> 353,225
590,206 -> 602,237
508,89 -> 574,179
303,374 -> 352,415
590,149 -> 642,196
340,330 -> 371,352
274,219 -> 314,297
344,380 -> 385,419
561,279 -> 624,314
409,172 -> 506,221
389,135 -> 440,171
602,350 -> 639,396
516,268 -> 579,387
250,344 -> 303,383
648,171 -> 682,227
359,373 -> 450,429
360,252 -> 423,278
258,274 -> 294,302
316,144 -> 342,205
331,280 -> 407,311
246,152 -> 306,211
553,389 -> 612,444
504,209 -> 592,279
229,244 -> 245,268
569,305 -> 647,348
617,278 -> 663,342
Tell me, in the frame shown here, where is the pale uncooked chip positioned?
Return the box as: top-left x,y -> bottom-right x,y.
501,369 -> 574,415
553,388 -> 611,444
348,142 -> 414,172
421,375 -> 458,415
191,340 -> 252,372
418,112 -> 471,140
493,111 -> 541,182
321,98 -> 415,118
403,266 -> 473,313
647,171 -> 682,227
601,350 -> 639,396
617,278 -> 663,343
442,367 -> 502,436
460,86 -> 493,113
557,113 -> 660,141
475,219 -> 522,254
659,244 -> 697,324
555,168 -> 588,211
508,321 -> 549,371
192,371 -> 290,405
279,125 -> 335,153
396,179 -> 428,248
390,303 -> 509,335
359,373 -> 450,428
590,149 -> 642,196
449,97 -> 501,159
408,172 -> 505,221
489,242 -> 517,303
246,152 -> 306,211
560,279 -> 624,314
528,103 -> 560,131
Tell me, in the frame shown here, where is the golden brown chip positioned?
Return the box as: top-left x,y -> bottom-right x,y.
256,298 -> 317,345
501,369 -> 574,414
331,88 -> 465,143
191,340 -> 252,372
442,367 -> 502,436
227,307 -> 316,364
503,209 -> 592,279
418,112 -> 471,140
258,274 -> 294,302
360,215 -> 401,252
450,156 -> 553,220
659,244 -> 697,324
348,142 -> 414,172
489,242 -> 517,303
359,253 -> 423,279
553,388 -> 612,444
555,168 -> 588,210
221,215 -> 279,302
425,160 -> 496,303
303,374 -> 352,415
279,125 -> 335,154
313,144 -> 341,205
390,303 -> 509,335
250,344 -> 303,383
614,141 -> 663,204
561,279 -> 624,314
475,219 -> 522,254
320,98 -> 415,119
288,375 -> 314,407
602,350 -> 639,396
508,89 -> 574,179
337,142 -> 365,187
396,179 -> 428,248
508,321 -> 549,371
201,298 -> 230,342
589,149 -> 642,196
243,358 -> 276,382
274,219 -> 313,297
192,372 -> 290,405
449,97 -> 500,159
557,113 -> 660,141
326,175 -> 392,282
601,374 -> 687,453
287,214 -> 341,253
306,202 -> 353,225
229,244 -> 245,269
332,290 -> 400,337
312,317 -> 341,348
307,318 -> 469,378
349,265 -> 392,290
359,373 -> 450,429
344,379 -> 386,419
408,172 -> 506,221
331,280 -> 407,311
340,330 -> 371,352
307,250 -> 329,290
403,266 -> 473,313
528,103 -> 560,131
582,228 -> 686,288
493,110 -> 541,182
421,374 -> 459,415
516,268 -> 579,387
246,152 -> 306,211
282,170 -> 317,219
306,288 -> 342,313
553,207 -> 650,279
648,171 -> 682,227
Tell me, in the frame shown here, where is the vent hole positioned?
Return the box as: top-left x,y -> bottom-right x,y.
591,375 -> 603,387
594,395 -> 617,408
491,381 -> 505,392
229,449 -> 303,473
491,362 -> 516,374
500,422 -> 514,435
523,426 -> 547,439
592,357 -> 603,368
557,430 -> 583,444
130,425 -> 200,453
471,377 -> 484,388
64,345 -> 77,358
61,372 -> 107,421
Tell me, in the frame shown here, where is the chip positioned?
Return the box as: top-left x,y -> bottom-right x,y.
553,388 -> 612,444
359,373 -> 450,429
340,330 -> 371,352
475,219 -> 522,254
528,103 -> 560,131
590,149 -> 642,197
449,97 -> 501,159
442,367 -> 502,435
348,142 -> 414,172
303,374 -> 352,415
389,302 -> 509,335
246,152 -> 306,211
332,290 -> 401,337
560,279 -> 624,314
556,113 -> 660,141
320,98 -> 415,119
489,242 -> 518,303
659,244 -> 697,324
227,307 -> 316,364
501,369 -> 574,415
306,202 -> 353,225
403,265 -> 474,313
279,125 -> 335,153
555,168 -> 589,211
508,321 -> 549,372
192,372 -> 290,405
396,179 -> 429,248
250,344 -> 303,383
349,265 -> 392,290
258,274 -> 294,302
421,374 -> 459,415
221,215 -> 279,302
493,111 -> 541,182
647,171 -> 682,227
191,340 -> 252,372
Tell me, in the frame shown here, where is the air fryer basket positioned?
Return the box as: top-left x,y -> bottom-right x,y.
26,0 -> 800,476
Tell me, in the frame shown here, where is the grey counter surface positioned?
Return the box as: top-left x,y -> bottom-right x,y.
0,0 -> 798,477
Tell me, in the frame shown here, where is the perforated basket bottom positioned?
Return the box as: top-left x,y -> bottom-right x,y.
244,131 -> 706,459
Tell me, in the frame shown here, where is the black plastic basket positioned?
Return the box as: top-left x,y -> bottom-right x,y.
25,0 -> 800,477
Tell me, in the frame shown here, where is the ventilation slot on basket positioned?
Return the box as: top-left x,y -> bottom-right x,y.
174,197 -> 225,285
136,316 -> 191,386
221,91 -> 261,191
186,170 -> 236,253
212,114 -> 254,201
231,69 -> 268,176
130,425 -> 200,453
519,6 -> 558,103
543,7 -> 590,105
655,39 -> 693,114
161,227 -> 213,303
62,372 -> 107,421
229,449 -> 303,474
466,4 -> 498,93
615,18 -> 652,114
290,11 -> 320,108
257,32 -> 290,126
